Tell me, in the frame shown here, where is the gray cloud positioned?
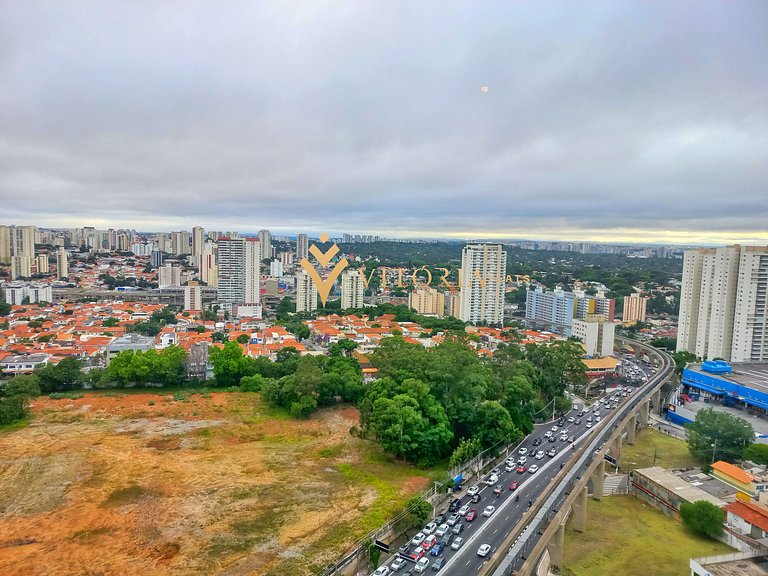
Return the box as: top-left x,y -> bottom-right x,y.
1,0 -> 767,243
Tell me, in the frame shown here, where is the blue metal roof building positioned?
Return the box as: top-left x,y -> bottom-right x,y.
682,361 -> 768,411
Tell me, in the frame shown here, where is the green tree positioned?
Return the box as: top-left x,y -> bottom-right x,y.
670,351 -> 697,375
236,333 -> 251,344
686,408 -> 754,463
0,374 -> 40,425
102,317 -> 119,328
679,500 -> 724,538
0,301 -> 10,316
329,338 -> 358,357
743,443 -> 768,466
449,437 -> 482,469
239,374 -> 265,392
290,395 -> 317,419
209,341 -> 255,387
35,357 -> 84,392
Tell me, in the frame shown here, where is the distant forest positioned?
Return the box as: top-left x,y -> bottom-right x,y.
338,241 -> 683,313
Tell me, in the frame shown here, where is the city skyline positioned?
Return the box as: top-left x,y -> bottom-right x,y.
1,1 -> 766,244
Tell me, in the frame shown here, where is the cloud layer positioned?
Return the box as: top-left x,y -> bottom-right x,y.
1,1 -> 766,243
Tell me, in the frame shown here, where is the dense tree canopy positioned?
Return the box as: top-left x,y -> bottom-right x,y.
35,357 -> 84,392
0,374 -> 40,425
686,408 -> 754,463
106,346 -> 188,387
680,501 -> 724,538
743,443 -> 768,466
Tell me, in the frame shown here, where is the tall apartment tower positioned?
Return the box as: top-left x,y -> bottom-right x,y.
296,269 -> 318,313
57,247 -> 69,279
459,243 -> 506,325
622,293 -> 648,323
158,262 -> 182,288
244,238 -> 261,305
36,254 -> 49,275
296,233 -> 309,261
677,245 -> 768,362
341,269 -> 365,309
0,225 -> 10,264
258,229 -> 272,262
216,237 -> 260,310
192,226 -> 205,261
200,241 -> 218,286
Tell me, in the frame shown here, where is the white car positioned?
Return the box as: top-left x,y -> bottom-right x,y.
414,557 -> 429,573
544,430 -> 553,438
595,416 -> 601,422
451,537 -> 464,550
467,485 -> 480,497
458,505 -> 470,516
535,451 -> 545,460
586,422 -> 592,428
572,403 -> 579,410
411,532 -> 425,546
517,455 -> 527,464
528,464 -> 539,474
423,522 -> 436,535
372,567 -> 390,576
482,505 -> 495,517
551,426 -> 559,432
485,474 -> 498,485
435,523 -> 449,537
518,447 -> 528,455
390,557 -> 406,571
504,463 -> 515,472
567,416 -> 575,423
477,544 -> 492,557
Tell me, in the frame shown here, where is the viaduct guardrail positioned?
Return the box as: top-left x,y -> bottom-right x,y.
484,338 -> 675,576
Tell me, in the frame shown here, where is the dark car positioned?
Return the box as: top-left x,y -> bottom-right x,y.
399,544 -> 410,555
452,522 -> 464,535
449,498 -> 461,512
470,493 -> 482,503
434,513 -> 447,525
532,437 -> 542,446
548,436 -> 557,443
440,532 -> 453,546
430,541 -> 446,556
432,557 -> 446,571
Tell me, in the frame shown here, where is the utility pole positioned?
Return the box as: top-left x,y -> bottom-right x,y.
711,438 -> 718,463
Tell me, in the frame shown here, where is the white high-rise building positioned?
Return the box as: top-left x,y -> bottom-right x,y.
3,283 -> 52,305
200,241 -> 218,286
57,247 -> 69,279
258,229 -> 272,262
296,233 -> 309,261
341,269 -> 365,309
10,255 -> 32,280
216,237 -> 260,310
572,314 -> 618,357
296,269 -> 318,313
269,259 -> 284,278
677,245 -> 768,362
158,262 -> 182,288
459,243 -> 506,325
244,238 -> 261,305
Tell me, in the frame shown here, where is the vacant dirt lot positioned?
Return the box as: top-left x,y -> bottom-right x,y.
0,391 -> 431,576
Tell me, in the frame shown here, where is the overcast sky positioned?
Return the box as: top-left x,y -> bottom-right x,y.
1,1 -> 766,244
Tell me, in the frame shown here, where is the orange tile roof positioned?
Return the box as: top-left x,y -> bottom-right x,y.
725,501 -> 768,533
712,461 -> 754,484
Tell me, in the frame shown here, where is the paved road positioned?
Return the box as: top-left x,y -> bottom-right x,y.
373,385 -> 643,575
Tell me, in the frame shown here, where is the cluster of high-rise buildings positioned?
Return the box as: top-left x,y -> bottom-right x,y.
0,225 -> 68,281
677,245 -> 768,363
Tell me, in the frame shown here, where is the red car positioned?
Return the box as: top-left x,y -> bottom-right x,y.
465,509 -> 478,521
408,547 -> 425,561
516,465 -> 527,474
509,481 -> 519,491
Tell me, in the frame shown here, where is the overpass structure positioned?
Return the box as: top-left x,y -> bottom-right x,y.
52,286 -> 219,306
481,338 -> 676,576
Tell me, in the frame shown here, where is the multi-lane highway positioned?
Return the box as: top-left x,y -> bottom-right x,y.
367,342 -> 671,576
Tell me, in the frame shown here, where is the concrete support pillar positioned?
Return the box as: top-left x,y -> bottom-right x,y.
652,389 -> 661,415
591,459 -> 605,501
626,414 -> 636,445
547,522 -> 566,568
610,436 -> 622,462
638,401 -> 649,427
572,486 -> 588,533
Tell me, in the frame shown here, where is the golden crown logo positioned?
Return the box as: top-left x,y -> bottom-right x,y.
300,233 -> 348,306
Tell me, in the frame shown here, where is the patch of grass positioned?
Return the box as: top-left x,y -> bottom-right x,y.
71,526 -> 113,540
619,429 -> 703,471
0,416 -> 31,433
101,484 -> 154,507
49,391 -> 85,400
196,428 -> 211,437
563,496 -> 732,576
317,444 -> 344,458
